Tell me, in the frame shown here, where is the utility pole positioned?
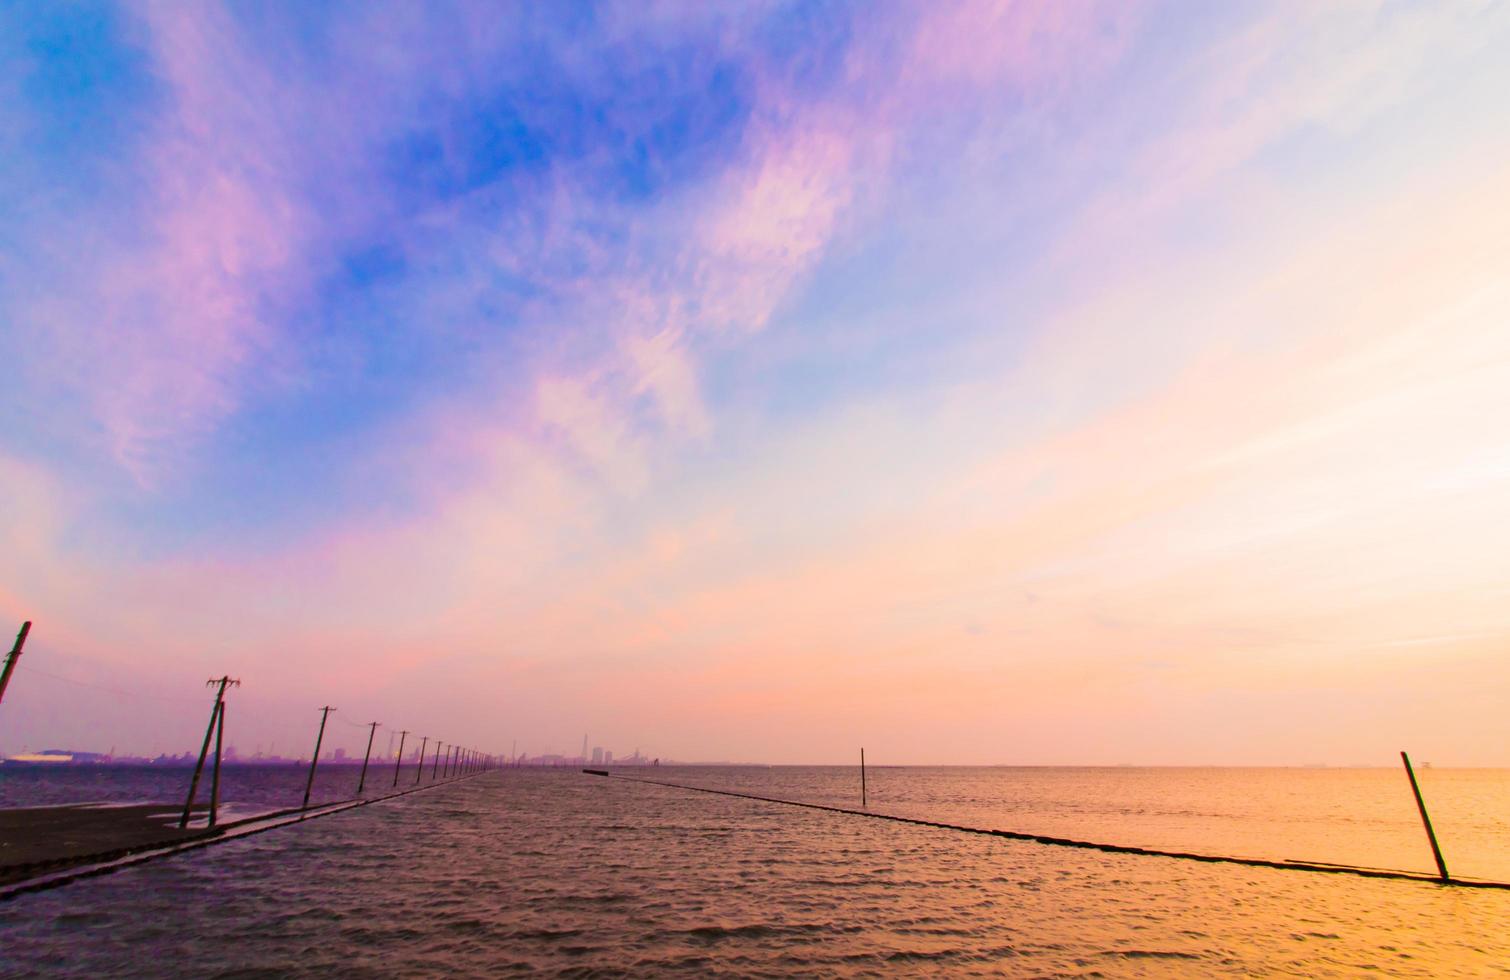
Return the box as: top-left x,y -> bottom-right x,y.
392,730 -> 409,787
180,676 -> 239,828
356,722 -> 379,795
208,699 -> 227,828
413,736 -> 429,785
0,621 -> 33,711
302,706 -> 335,809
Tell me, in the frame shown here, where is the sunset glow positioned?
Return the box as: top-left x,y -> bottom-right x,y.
2,2 -> 1508,765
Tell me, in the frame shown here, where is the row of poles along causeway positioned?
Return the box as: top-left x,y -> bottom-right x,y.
1,621 -> 501,833
178,674 -> 500,831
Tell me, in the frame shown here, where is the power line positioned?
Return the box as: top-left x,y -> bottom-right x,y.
12,663 -> 206,705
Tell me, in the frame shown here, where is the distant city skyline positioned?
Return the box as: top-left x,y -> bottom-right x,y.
2,3 -> 1508,766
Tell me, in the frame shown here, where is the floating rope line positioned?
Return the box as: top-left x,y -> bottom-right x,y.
585,771 -> 1510,891
0,770 -> 495,902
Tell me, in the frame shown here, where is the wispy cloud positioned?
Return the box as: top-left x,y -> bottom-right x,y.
2,1 -> 1508,763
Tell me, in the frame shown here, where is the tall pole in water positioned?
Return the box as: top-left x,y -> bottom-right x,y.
413,736 -> 429,785
302,706 -> 335,809
208,701 -> 226,828
356,721 -> 379,795
432,741 -> 444,779
0,621 -> 32,711
181,677 -> 238,828
861,747 -> 867,809
392,730 -> 409,787
1401,751 -> 1450,882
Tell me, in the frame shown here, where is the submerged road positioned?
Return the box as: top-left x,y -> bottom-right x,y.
0,770 -> 495,901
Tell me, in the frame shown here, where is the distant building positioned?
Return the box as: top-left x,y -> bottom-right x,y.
604,750 -> 613,765
4,751 -> 72,764
334,747 -> 348,761
591,747 -> 603,764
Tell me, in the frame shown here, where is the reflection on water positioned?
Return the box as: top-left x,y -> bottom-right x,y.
0,766 -> 1505,976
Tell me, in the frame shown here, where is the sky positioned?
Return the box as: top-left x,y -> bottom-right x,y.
1,1 -> 1508,766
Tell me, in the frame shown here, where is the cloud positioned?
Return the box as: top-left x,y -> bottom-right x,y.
3,2 -> 1508,764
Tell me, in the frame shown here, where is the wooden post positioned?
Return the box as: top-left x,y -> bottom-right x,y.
302,706 -> 335,809
861,747 -> 867,808
181,677 -> 238,828
1401,751 -> 1449,882
356,721 -> 379,795
208,701 -> 225,828
432,741 -> 444,779
0,621 -> 32,710
414,736 -> 429,785
392,730 -> 409,787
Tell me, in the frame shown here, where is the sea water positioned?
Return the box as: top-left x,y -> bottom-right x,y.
0,766 -> 1505,975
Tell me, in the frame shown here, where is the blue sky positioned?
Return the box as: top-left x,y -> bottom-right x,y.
2,1 -> 1509,765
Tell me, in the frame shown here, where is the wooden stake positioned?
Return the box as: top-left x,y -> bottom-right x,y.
861,747 -> 867,808
1401,751 -> 1449,882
